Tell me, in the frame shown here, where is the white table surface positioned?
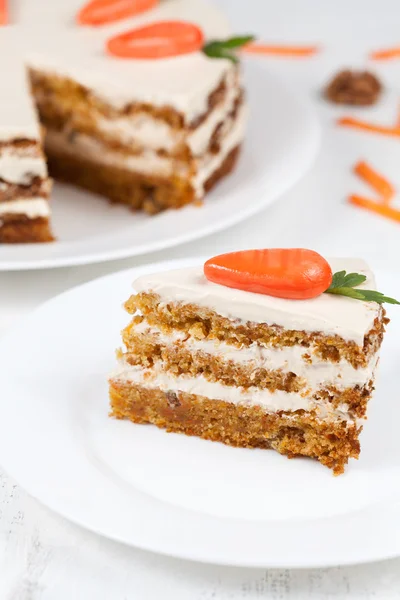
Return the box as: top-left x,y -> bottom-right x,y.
2,0 -> 400,597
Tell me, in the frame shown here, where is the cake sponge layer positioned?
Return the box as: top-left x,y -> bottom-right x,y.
110,380 -> 362,475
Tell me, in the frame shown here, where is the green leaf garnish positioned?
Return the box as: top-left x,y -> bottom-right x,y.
325,270 -> 400,305
202,35 -> 255,62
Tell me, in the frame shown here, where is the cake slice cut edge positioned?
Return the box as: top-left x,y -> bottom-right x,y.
109,258 -> 388,475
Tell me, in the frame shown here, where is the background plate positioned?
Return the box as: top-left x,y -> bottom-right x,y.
0,63 -> 319,270
0,258 -> 399,568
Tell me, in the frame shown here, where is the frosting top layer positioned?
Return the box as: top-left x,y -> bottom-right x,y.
26,0 -> 233,120
133,258 -> 381,344
0,0 -> 232,140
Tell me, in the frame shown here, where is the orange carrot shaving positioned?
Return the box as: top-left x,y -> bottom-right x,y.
106,20 -> 204,59
349,195 -> 400,223
338,117 -> 400,138
353,161 -> 395,203
369,47 -> 400,61
0,0 -> 8,25
77,0 -> 157,26
241,43 -> 319,57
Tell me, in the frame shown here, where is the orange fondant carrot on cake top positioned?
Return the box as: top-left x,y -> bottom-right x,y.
204,248 -> 333,300
0,0 -> 8,25
77,0 -> 158,26
107,20 -> 204,59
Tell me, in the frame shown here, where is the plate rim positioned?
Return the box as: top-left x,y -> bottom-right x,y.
0,256 -> 400,568
0,63 -> 320,271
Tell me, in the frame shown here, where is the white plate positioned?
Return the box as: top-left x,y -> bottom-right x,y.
2,257 -> 400,569
0,63 -> 319,270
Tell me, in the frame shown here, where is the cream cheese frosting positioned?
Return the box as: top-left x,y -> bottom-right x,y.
132,259 -> 381,345
0,150 -> 48,184
0,198 -> 50,218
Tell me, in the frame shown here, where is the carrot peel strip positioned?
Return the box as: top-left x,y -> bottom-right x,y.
338,117 -> 400,138
0,0 -> 8,25
106,20 -> 204,59
370,47 -> 400,61
77,0 -> 158,26
354,161 -> 395,203
349,195 -> 400,223
241,43 -> 319,57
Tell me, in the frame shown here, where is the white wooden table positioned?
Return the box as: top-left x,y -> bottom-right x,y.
2,1 -> 400,597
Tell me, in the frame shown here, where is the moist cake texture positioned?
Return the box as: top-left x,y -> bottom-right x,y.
0,0 -> 246,242
109,258 -> 388,475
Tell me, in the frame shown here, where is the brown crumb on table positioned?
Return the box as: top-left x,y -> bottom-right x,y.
324,70 -> 382,106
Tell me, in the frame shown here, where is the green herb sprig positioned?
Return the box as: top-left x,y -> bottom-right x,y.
324,270 -> 400,305
202,35 -> 255,63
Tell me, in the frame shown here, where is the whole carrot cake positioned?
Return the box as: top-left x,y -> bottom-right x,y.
109,248 -> 398,474
0,0 -> 247,242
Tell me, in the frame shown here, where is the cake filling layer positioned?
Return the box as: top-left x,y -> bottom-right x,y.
126,319 -> 379,391
111,359 -> 359,424
45,102 -> 247,197
128,288 -> 386,369
0,198 -> 50,218
0,148 -> 48,185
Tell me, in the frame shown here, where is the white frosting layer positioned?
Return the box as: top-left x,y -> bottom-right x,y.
131,321 -> 378,392
25,0 -> 233,123
96,114 -> 181,154
133,259 -> 381,345
0,149 -> 47,184
0,198 -> 50,218
111,360 -> 356,424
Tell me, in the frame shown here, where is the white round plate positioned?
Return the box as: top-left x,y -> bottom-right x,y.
0,63 -> 319,271
1,257 -> 399,568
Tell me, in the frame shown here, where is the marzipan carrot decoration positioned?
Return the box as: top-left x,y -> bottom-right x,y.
241,43 -> 319,57
0,0 -> 8,25
370,47 -> 400,61
353,161 -> 395,203
349,195 -> 400,224
204,249 -> 333,299
337,117 -> 400,138
77,0 -> 157,26
107,20 -> 204,59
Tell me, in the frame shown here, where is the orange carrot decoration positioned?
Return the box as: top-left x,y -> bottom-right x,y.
241,43 -> 319,57
0,0 -> 8,25
353,161 -> 395,203
369,47 -> 400,61
204,249 -> 332,300
349,195 -> 400,223
337,117 -> 400,138
107,20 -> 204,59
77,0 -> 157,26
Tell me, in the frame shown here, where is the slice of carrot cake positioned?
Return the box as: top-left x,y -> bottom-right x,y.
109,249 -> 396,474
0,32 -> 53,243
